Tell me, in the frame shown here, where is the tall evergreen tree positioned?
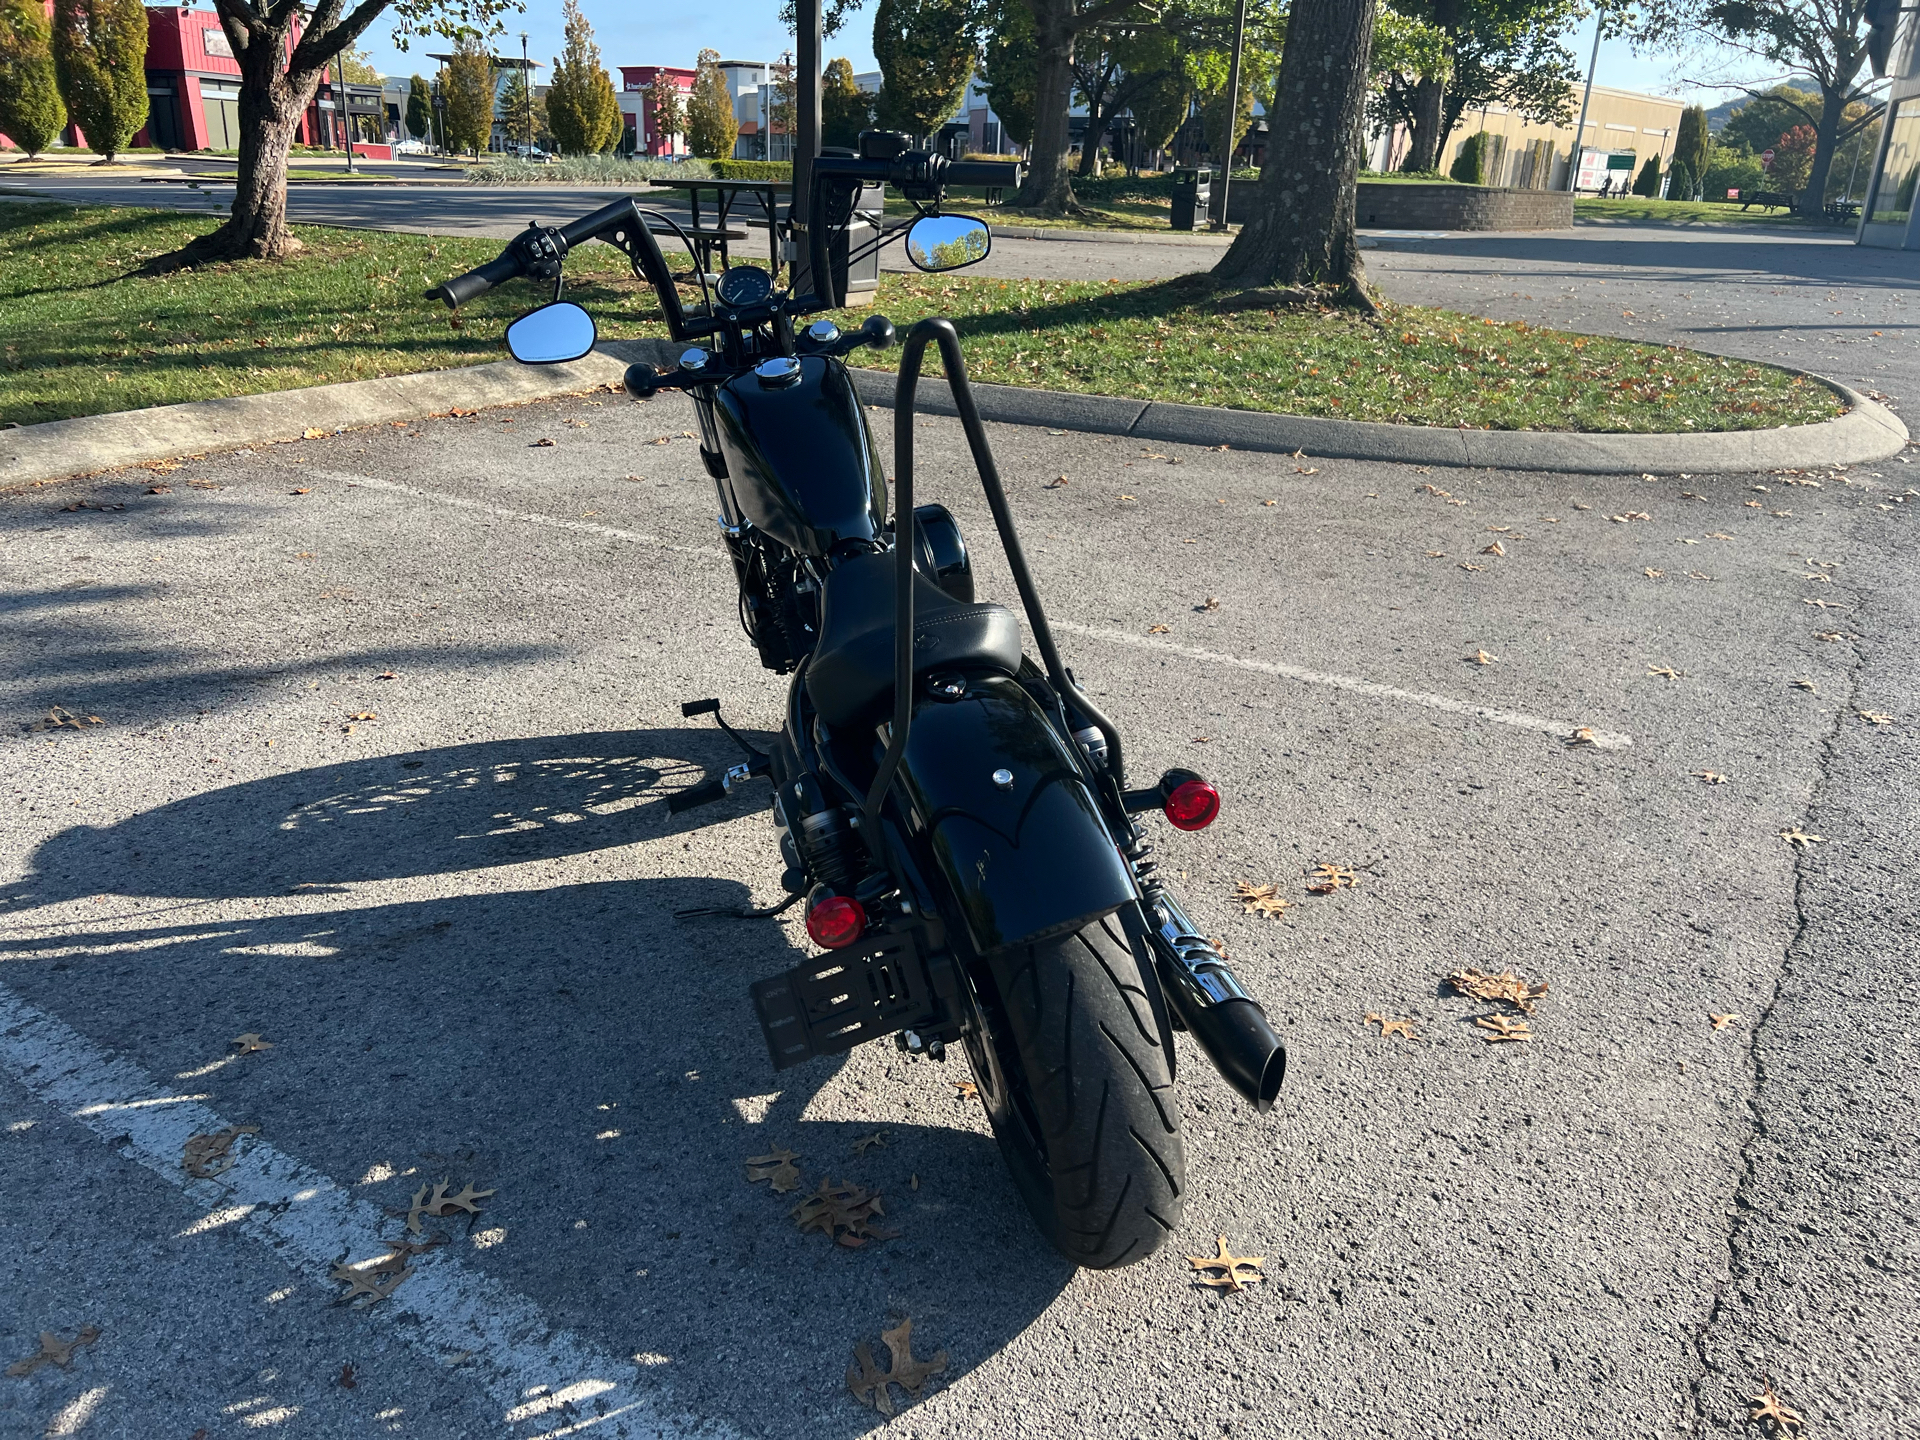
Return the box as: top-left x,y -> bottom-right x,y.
821,56 -> 873,147
686,48 -> 738,158
406,72 -> 432,141
545,0 -> 619,155
51,0 -> 147,162
441,34 -> 494,157
1673,103 -> 1708,180
0,0 -> 67,158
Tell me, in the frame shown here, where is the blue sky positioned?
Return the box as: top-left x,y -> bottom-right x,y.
346,0 -> 1725,106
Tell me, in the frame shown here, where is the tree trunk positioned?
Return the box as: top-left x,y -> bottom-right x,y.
147,35 -> 319,267
1014,0 -> 1078,213
1212,0 -> 1377,301
1799,85 -> 1848,217
1402,73 -> 1444,171
1078,106 -> 1111,176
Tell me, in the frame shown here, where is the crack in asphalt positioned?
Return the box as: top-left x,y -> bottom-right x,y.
1682,551 -> 1871,1440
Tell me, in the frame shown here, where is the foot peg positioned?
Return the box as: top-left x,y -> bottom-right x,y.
673,697 -> 770,813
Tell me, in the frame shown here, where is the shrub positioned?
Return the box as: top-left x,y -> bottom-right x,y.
1631,154 -> 1661,197
50,0 -> 146,161
712,159 -> 791,180
1449,132 -> 1490,185
0,0 -> 66,157
466,154 -> 712,184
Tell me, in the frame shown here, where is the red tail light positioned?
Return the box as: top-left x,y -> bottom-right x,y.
1164,777 -> 1220,831
806,894 -> 867,949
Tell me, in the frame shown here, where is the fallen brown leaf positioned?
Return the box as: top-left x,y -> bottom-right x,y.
848,1318 -> 948,1416
1196,596 -> 1221,612
1647,665 -> 1681,680
1044,475 -> 1069,489
339,1361 -> 356,1388
6,1326 -> 102,1377
1187,1235 -> 1265,1292
1304,863 -> 1358,895
1474,1014 -> 1533,1043
1710,1013 -> 1740,1030
289,488 -> 311,495
303,428 -> 327,440
1791,678 -> 1818,692
330,1260 -> 411,1304
1471,650 -> 1497,665
745,1148 -> 802,1194
231,1033 -> 274,1054
182,1124 -> 260,1179
1233,881 -> 1293,920
1748,1382 -> 1805,1436
1694,770 -> 1728,784
1458,561 -> 1484,572
793,1177 -> 895,1247
1859,710 -> 1893,725
953,1080 -> 978,1100
406,1180 -> 495,1235
531,438 -> 555,447
1364,1013 -> 1415,1040
1447,968 -> 1549,1013
1564,726 -> 1598,747
1779,829 -> 1824,848
1481,541 -> 1505,556
1147,624 -> 1170,635
852,1131 -> 887,1155
1644,568 -> 1664,579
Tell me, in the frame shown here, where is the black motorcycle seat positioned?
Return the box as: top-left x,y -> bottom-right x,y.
805,550 -> 1024,726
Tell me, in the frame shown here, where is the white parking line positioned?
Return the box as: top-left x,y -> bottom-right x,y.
324,471 -> 726,559
0,983 -> 736,1440
316,468 -> 1628,750
1053,620 -> 1633,750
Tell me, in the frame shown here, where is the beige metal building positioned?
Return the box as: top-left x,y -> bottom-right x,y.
1368,84 -> 1685,191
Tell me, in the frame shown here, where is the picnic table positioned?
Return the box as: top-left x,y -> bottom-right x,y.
651,177 -> 792,279
1825,199 -> 1861,224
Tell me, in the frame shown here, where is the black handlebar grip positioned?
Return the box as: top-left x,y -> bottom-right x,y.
427,252 -> 522,308
859,316 -> 896,350
944,160 -> 1024,187
623,362 -> 662,397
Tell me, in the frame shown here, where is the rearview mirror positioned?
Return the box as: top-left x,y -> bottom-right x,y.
905,214 -> 991,273
505,301 -> 597,364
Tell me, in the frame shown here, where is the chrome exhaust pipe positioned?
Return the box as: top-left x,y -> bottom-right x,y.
1145,889 -> 1286,1112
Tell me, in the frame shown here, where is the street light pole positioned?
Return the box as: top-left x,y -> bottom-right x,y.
519,33 -> 532,155
793,0 -> 821,288
1210,0 -> 1248,232
1565,12 -> 1603,191
337,52 -> 353,172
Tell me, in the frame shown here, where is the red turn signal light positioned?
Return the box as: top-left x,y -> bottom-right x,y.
806,894 -> 867,949
1164,777 -> 1221,831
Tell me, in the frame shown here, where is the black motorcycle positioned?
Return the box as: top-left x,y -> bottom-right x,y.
430,137 -> 1285,1269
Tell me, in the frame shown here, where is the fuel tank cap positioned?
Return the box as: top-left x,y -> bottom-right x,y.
754,356 -> 802,388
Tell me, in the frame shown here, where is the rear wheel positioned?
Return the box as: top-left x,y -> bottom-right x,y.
960,912 -> 1185,1268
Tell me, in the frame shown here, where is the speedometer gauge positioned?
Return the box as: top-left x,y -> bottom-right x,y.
716,266 -> 773,306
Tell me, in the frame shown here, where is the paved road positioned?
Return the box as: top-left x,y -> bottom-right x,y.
5,189 -> 1918,1437
2,174 -> 1233,283
5,343 -> 1918,1437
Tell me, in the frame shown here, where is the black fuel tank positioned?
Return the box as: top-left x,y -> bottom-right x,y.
712,356 -> 887,557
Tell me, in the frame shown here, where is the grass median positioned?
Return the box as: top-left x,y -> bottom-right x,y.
2,202 -> 1839,434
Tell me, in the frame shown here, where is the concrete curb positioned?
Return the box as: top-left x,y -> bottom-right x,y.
848,368 -> 1910,474
0,341 -> 665,491
4,340 -> 1905,491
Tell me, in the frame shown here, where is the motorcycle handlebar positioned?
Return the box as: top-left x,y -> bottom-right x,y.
943,160 -> 1023,187
429,252 -> 521,308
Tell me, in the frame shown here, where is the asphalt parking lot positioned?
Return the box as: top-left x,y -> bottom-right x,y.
4,362 -> 1917,1438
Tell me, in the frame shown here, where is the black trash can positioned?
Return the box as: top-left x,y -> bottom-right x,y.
803,146 -> 884,306
1171,167 -> 1212,231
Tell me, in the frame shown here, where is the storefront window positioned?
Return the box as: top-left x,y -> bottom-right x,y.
1867,98 -> 1920,227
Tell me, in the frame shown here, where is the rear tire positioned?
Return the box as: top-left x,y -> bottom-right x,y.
961,912 -> 1185,1268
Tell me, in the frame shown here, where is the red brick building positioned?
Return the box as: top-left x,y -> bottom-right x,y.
1,5 -> 383,153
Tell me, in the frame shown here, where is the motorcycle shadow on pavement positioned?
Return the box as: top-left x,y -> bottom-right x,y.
0,728 -> 1074,1434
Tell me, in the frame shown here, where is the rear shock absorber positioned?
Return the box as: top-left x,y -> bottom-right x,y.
783,774 -> 862,890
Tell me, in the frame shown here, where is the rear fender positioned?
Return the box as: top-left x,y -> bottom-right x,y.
891,674 -> 1135,955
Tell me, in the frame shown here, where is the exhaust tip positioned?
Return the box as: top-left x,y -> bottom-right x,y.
1251,1043 -> 1287,1114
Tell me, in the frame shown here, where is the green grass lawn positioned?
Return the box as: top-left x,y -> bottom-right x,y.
1572,196 -> 1831,227
862,272 -> 1839,433
0,202 -> 1839,435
